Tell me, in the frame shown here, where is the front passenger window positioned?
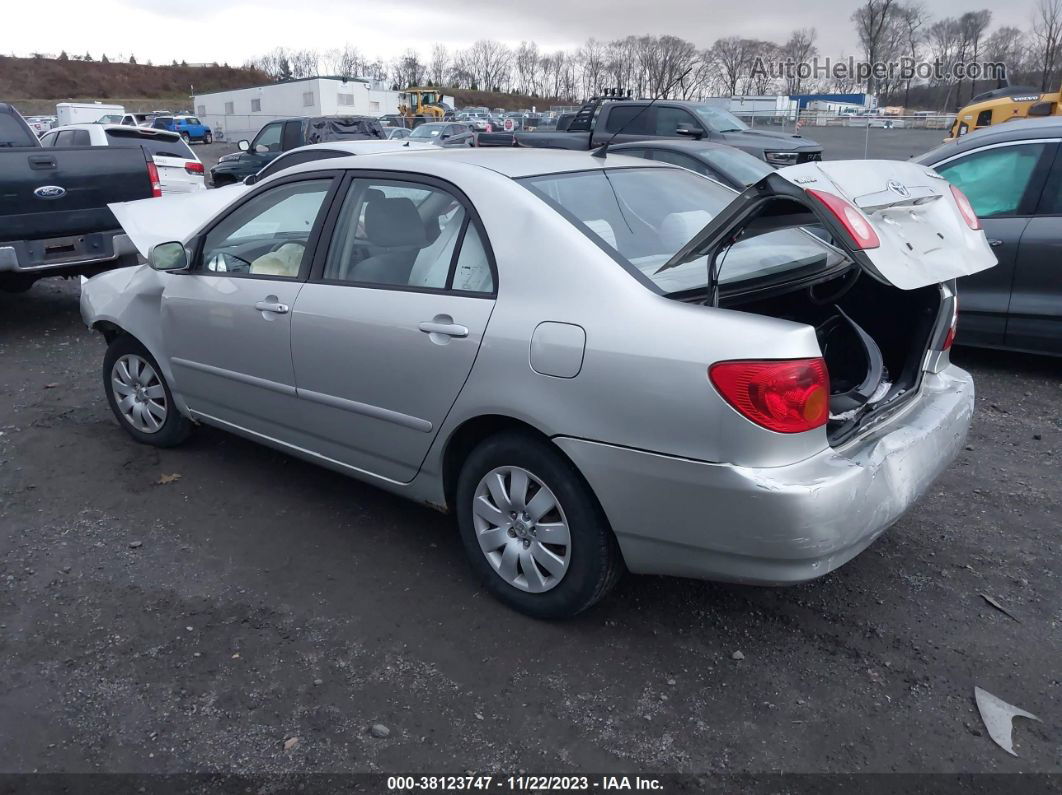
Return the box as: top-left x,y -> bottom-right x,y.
200,179 -> 331,278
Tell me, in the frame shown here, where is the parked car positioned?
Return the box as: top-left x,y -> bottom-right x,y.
209,115 -> 386,186
516,96 -> 823,164
914,117 -> 1062,355
82,149 -> 989,617
243,140 -> 436,185
152,115 -> 213,144
608,139 -> 774,190
407,122 -> 472,145
24,115 -> 57,136
382,126 -> 412,140
0,102 -> 156,293
41,124 -> 205,194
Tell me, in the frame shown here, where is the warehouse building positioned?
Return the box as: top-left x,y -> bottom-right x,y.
194,76 -> 433,142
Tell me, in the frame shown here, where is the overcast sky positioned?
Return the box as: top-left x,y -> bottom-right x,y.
4,0 -> 1037,66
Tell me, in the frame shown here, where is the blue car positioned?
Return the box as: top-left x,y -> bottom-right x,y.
152,115 -> 213,144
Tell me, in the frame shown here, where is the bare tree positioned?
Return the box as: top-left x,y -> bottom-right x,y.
428,44 -> 449,86
852,0 -> 898,95
957,10 -> 992,103
515,41 -> 542,95
779,28 -> 817,95
896,4 -> 928,108
711,36 -> 758,96
288,48 -> 320,79
1032,0 -> 1062,90
322,45 -> 364,80
391,49 -> 426,89
984,26 -> 1027,82
467,40 -> 511,93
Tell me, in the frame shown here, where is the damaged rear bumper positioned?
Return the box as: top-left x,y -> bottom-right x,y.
555,365 -> 974,584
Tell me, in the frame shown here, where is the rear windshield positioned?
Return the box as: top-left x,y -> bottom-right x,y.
519,166 -> 847,295
105,129 -> 195,159
0,113 -> 36,147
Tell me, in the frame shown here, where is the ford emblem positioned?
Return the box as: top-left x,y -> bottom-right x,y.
886,179 -> 910,198
34,185 -> 67,199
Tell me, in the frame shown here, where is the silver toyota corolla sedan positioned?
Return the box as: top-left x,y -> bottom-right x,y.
82,149 -> 995,618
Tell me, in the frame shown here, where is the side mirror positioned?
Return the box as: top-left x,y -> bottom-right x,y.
254,144 -> 270,154
1028,101 -> 1054,117
243,174 -> 258,186
676,126 -> 705,140
238,139 -> 250,152
149,241 -> 188,272
440,133 -> 451,140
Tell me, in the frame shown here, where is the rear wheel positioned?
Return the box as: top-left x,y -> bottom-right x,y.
456,432 -> 623,618
203,132 -> 213,144
103,335 -> 191,447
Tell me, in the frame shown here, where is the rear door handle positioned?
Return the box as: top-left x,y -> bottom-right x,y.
418,320 -> 468,338
988,239 -> 1004,248
255,301 -> 290,314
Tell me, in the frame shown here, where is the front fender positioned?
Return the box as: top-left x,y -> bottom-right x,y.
81,266 -> 188,414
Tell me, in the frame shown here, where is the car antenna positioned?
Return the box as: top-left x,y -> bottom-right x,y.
591,68 -> 692,160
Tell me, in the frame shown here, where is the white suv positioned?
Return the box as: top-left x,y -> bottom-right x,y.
40,124 -> 206,194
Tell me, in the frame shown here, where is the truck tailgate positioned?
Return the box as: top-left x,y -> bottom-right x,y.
0,147 -> 153,241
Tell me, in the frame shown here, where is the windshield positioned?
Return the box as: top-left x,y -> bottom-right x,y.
409,124 -> 446,140
690,104 -> 748,133
520,167 -> 846,295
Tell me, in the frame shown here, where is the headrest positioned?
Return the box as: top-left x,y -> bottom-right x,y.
364,197 -> 426,248
584,219 -> 617,249
660,211 -> 713,251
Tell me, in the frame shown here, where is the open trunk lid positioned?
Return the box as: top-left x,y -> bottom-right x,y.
776,159 -> 996,290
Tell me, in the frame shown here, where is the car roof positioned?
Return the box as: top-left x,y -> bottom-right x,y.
917,117 -> 1062,163
287,147 -> 667,180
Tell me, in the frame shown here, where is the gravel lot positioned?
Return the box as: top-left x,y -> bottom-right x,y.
1,275 -> 1059,777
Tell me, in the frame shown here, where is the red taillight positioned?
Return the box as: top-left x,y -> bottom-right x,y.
146,161 -> 162,198
709,358 -> 830,434
184,161 -> 204,174
949,184 -> 981,230
942,296 -> 959,350
806,189 -> 880,250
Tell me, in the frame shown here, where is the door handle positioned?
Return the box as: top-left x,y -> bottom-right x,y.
988,239 -> 1004,248
418,320 -> 468,338
254,300 -> 290,314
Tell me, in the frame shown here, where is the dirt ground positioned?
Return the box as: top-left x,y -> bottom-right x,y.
0,278 -> 1058,779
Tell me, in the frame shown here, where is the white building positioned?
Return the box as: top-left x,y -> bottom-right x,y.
704,95 -> 799,122
194,76 -> 449,142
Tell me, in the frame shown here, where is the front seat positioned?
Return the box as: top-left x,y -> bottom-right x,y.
344,197 -> 426,285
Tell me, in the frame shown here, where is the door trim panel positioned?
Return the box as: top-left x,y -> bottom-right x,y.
297,387 -> 434,433
172,357 -> 296,396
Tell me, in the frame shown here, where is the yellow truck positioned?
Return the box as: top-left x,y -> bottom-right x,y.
949,85 -> 1058,139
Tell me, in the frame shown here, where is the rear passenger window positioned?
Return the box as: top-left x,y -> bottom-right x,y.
936,143 -> 1047,217
603,106 -> 651,135
322,179 -> 493,293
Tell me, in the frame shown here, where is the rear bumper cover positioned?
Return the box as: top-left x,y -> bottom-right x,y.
555,365 -> 974,584
0,233 -> 136,274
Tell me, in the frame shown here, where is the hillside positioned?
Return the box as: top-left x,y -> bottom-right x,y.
0,55 -> 572,115
0,56 -> 267,106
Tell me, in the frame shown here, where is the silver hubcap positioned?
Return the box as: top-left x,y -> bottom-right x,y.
472,466 -> 571,593
111,354 -> 167,433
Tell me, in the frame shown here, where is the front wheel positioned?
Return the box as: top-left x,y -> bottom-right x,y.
181,131 -> 191,143
456,431 -> 623,618
103,335 -> 191,447
203,132 -> 213,144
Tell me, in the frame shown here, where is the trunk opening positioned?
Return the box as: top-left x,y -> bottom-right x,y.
721,268 -> 942,445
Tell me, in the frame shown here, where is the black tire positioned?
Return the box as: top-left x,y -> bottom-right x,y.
103,335 -> 192,448
204,132 -> 213,144
181,131 -> 191,143
456,431 -> 624,618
